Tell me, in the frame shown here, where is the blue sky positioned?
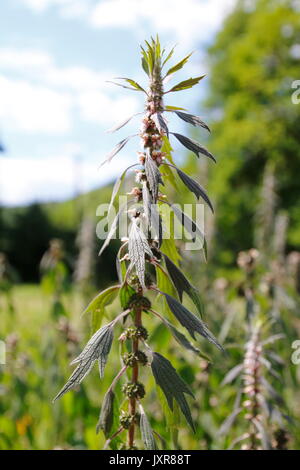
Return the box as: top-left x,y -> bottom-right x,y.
0,0 -> 236,206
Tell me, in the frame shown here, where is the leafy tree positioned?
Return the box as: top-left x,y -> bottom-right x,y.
205,0 -> 300,264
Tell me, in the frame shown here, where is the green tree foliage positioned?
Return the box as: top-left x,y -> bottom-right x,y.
205,0 -> 300,264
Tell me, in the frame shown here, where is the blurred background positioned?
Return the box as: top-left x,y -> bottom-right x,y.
1,0 -> 300,450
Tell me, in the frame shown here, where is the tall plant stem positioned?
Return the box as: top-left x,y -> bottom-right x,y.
128,307 -> 142,447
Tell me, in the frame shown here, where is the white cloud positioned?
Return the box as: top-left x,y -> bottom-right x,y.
0,75 -> 72,133
90,0 -> 236,46
0,47 -> 140,132
19,0 -> 236,47
0,153 -> 134,205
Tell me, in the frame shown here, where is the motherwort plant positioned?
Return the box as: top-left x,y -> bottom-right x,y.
54,37 -> 223,450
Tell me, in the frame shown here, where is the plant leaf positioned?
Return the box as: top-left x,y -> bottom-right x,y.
165,53 -> 193,77
221,364 -> 244,385
128,220 -> 153,288
170,203 -> 207,257
166,76 -> 205,93
115,77 -> 147,93
83,285 -> 119,332
106,113 -> 142,133
157,312 -> 209,358
139,404 -> 157,450
151,352 -> 195,432
97,389 -> 115,436
174,111 -> 210,132
100,136 -> 133,167
99,199 -> 133,256
163,253 -> 204,317
53,323 -> 115,401
107,164 -> 138,220
152,112 -> 169,137
119,283 -> 136,310
71,323 -> 114,378
160,292 -> 223,351
165,105 -> 187,111
164,162 -> 214,212
172,133 -> 216,162
144,152 -> 164,199
218,408 -> 243,436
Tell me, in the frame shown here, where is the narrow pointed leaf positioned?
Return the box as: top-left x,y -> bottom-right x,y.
100,136 -> 133,167
106,113 -> 141,133
164,162 -> 214,212
166,76 -> 205,93
163,253 -> 204,317
152,112 -> 169,137
174,111 -> 210,132
151,352 -> 195,432
97,389 -> 115,435
221,364 -> 244,385
139,404 -> 157,450
144,152 -> 164,199
172,133 -> 216,162
165,53 -> 193,77
115,77 -> 147,93
160,292 -> 224,351
99,199 -> 133,256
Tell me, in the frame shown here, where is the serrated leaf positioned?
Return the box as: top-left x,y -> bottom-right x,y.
97,389 -> 115,436
166,76 -> 205,93
100,136 -> 133,167
128,220 -> 153,288
165,53 -> 193,77
172,133 -> 216,162
164,162 -> 214,212
174,111 -> 210,132
119,283 -> 136,309
161,292 -> 223,351
139,404 -> 157,450
144,152 -> 164,199
151,352 -> 195,432
163,253 -> 204,317
157,312 -> 209,358
53,323 -> 114,401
